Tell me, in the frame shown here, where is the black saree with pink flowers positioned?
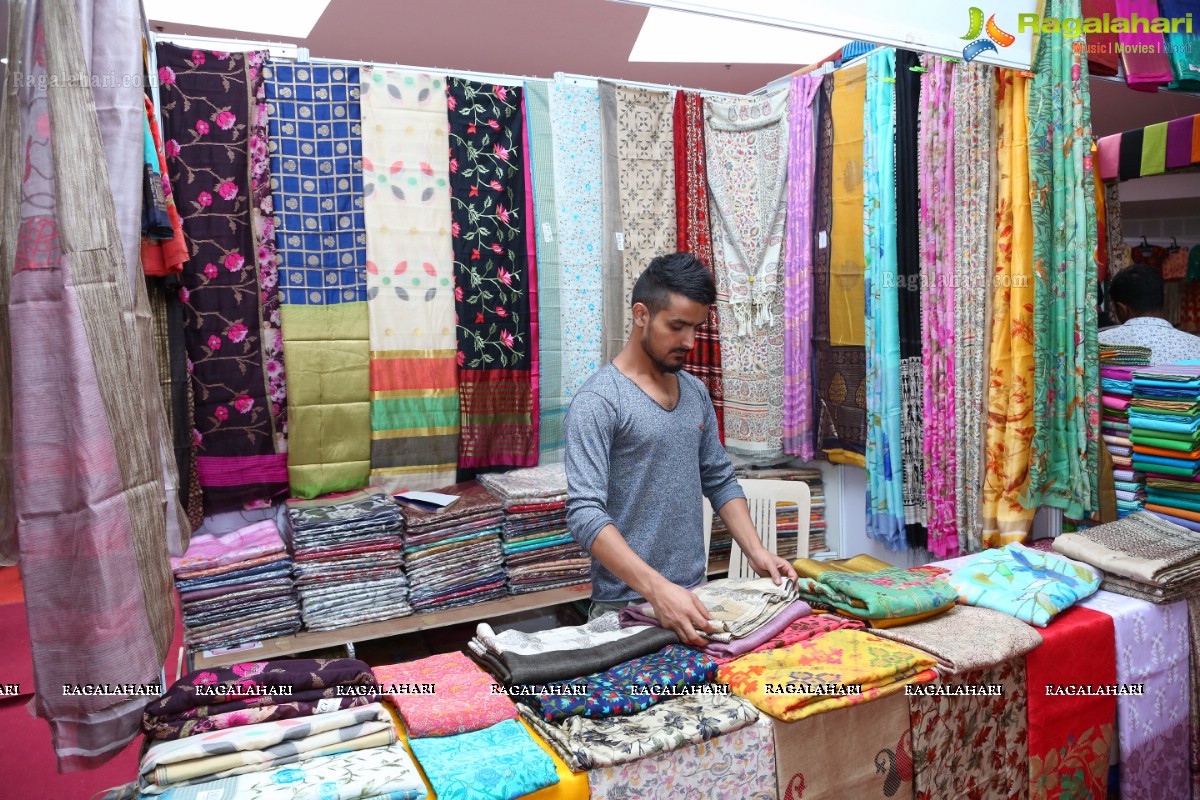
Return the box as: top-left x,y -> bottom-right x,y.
447,78 -> 538,471
157,43 -> 288,513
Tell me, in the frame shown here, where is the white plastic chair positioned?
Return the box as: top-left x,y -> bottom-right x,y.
703,479 -> 811,579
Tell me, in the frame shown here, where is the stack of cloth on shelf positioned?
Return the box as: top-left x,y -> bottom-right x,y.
478,464 -> 591,593
468,612 -> 679,685
789,555 -> 958,628
619,577 -> 813,660
1101,365 -> 1146,518
171,520 -> 301,652
373,653 -> 563,800
944,543 -> 1102,626
1129,364 -> 1200,529
1052,511 -> 1200,604
132,660 -> 428,800
717,629 -> 938,721
398,481 -> 507,611
1099,343 -> 1152,366
141,658 -> 381,742
715,467 -> 829,559
284,490 -> 411,631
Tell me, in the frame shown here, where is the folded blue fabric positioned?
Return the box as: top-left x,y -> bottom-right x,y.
1132,452 -> 1200,469
409,719 -> 558,800
1129,414 -> 1200,434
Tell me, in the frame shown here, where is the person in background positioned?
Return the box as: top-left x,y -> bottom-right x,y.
1100,264 -> 1200,364
564,253 -> 797,645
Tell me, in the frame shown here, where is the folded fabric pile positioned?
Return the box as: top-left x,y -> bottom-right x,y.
619,577 -> 802,645
478,464 -> 591,594
868,605 -> 1043,675
1052,511 -> 1200,604
398,481 -> 507,611
789,555 -> 958,628
518,692 -> 761,771
1129,364 -> 1200,529
171,520 -> 301,652
142,658 -> 380,742
705,612 -> 866,667
284,490 -> 411,631
373,652 -> 517,738
520,644 -> 718,723
407,718 -> 559,800
138,703 -> 399,794
724,466 -> 829,558
1099,343 -> 1152,366
944,543 -> 1101,627
717,629 -> 938,721
1101,365 -> 1146,518
467,611 -> 679,685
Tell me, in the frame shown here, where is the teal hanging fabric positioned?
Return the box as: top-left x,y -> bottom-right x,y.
1024,0 -> 1101,520
863,48 -> 905,550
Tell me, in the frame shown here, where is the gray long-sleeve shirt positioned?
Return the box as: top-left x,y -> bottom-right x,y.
564,364 -> 746,602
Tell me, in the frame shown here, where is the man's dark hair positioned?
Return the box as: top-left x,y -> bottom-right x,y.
1109,264 -> 1164,314
630,252 -> 717,315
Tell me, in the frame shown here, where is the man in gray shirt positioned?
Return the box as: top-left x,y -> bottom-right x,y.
565,253 -> 797,645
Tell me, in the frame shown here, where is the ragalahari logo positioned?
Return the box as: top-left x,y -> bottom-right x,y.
961,7 -> 1016,62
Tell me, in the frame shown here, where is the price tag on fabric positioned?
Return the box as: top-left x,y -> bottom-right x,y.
542,222 -> 554,243
818,230 -> 828,249
197,790 -> 223,800
615,231 -> 625,251
316,698 -> 341,713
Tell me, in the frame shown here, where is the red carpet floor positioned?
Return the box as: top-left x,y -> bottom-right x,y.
0,565 -> 183,799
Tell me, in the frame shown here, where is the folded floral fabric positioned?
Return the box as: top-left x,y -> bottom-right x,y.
1053,511 -> 1200,586
408,718 -> 558,800
144,659 -> 376,735
475,613 -> 640,656
373,653 -> 516,738
944,543 -> 1101,627
477,464 -> 568,502
699,600 -> 812,659
139,703 -> 395,791
789,558 -> 958,623
716,629 -> 937,721
526,645 -> 717,722
517,693 -> 759,771
867,605 -> 1042,675
144,696 -> 380,742
170,520 -> 287,575
147,740 -> 427,800
711,611 -> 867,666
619,578 -> 799,641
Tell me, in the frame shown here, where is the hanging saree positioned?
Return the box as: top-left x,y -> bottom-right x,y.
953,62 -> 995,555
3,0 -> 179,768
705,91 -> 789,463
812,75 -> 867,465
863,49 -> 904,550
829,64 -> 867,348
784,74 -> 822,460
448,79 -> 538,469
547,84 -> 603,404
1024,0 -> 1101,523
918,54 -> 958,559
602,84 -> 676,361
264,61 -> 371,498
360,69 -> 459,491
1025,606 -> 1116,799
982,70 -> 1037,548
895,49 -> 927,548
159,44 -> 288,512
674,90 -> 724,441
526,82 -> 566,463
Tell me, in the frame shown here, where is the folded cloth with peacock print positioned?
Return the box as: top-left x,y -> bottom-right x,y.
944,543 -> 1101,627
789,555 -> 958,626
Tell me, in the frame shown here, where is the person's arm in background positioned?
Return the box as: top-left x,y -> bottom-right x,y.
698,388 -> 798,584
565,390 -> 713,645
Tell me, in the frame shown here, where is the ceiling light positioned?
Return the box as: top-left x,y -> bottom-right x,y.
144,0 -> 331,39
630,7 -> 846,64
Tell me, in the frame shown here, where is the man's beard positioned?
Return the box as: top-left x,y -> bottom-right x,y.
641,335 -> 688,374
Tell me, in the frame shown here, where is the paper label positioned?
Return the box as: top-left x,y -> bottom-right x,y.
818,230 -> 828,250
316,698 -> 341,713
615,232 -> 625,251
197,790 -> 224,800
542,222 -> 554,242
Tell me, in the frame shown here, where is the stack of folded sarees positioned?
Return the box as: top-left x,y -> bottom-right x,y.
172,519 -> 301,652
1130,364 -> 1200,530
284,490 -> 411,631
399,481 -> 507,611
1101,365 -> 1146,518
478,464 -> 591,594
789,555 -> 958,628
